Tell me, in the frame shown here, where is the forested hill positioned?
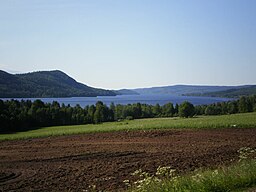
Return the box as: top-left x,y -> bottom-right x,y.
0,70 -> 116,98
191,85 -> 256,98
132,85 -> 248,96
113,89 -> 139,95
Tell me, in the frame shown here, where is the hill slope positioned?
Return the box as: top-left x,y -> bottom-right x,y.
132,85 -> 249,96
113,89 -> 139,95
195,85 -> 256,98
0,70 -> 116,98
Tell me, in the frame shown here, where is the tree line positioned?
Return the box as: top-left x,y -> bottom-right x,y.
0,95 -> 256,133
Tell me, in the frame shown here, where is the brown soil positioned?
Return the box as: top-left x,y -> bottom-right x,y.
0,128 -> 256,192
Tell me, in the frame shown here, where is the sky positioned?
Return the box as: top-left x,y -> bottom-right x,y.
0,0 -> 256,89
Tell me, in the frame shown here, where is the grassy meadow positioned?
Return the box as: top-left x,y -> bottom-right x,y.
0,112 -> 256,141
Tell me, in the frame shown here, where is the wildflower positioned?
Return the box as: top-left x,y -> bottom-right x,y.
132,169 -> 143,176
212,169 -> 219,177
156,166 -> 176,178
238,147 -> 256,161
192,173 -> 203,182
123,180 -> 131,187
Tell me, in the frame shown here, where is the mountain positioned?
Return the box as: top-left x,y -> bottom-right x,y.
0,70 -> 116,98
2,70 -> 254,98
193,85 -> 256,98
113,89 -> 139,95
131,85 -> 249,96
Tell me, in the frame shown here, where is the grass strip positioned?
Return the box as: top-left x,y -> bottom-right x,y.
0,112 -> 256,141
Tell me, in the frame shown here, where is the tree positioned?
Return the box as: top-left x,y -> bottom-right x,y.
133,103 -> 142,118
94,101 -> 108,123
141,104 -> 153,118
2,95 -> 256,133
115,104 -> 124,120
153,104 -> 161,117
87,105 -> 95,123
162,103 -> 174,117
194,105 -> 206,115
204,105 -> 217,115
238,96 -> 251,113
174,103 -> 179,115
108,102 -> 115,121
227,101 -> 238,114
178,101 -> 195,118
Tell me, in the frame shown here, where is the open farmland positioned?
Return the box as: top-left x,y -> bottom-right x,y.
1,127 -> 256,191
1,112 -> 256,141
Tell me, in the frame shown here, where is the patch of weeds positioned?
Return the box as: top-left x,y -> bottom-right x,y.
125,147 -> 256,192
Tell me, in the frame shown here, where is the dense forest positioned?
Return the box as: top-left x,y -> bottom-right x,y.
0,70 -> 116,98
1,95 -> 256,133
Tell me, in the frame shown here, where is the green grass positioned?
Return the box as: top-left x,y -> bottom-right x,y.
126,147 -> 256,192
129,159 -> 256,192
0,112 -> 256,141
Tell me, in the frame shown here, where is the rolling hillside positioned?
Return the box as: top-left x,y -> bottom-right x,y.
132,85 -> 249,96
113,89 -> 139,95
193,85 -> 256,98
0,70 -> 116,98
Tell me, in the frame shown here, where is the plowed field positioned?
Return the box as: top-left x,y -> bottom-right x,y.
1,128 -> 256,191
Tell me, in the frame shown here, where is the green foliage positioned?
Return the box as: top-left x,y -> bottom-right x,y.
1,95 -> 256,134
94,101 -> 112,123
238,96 -> 253,113
1,112 -> 256,141
153,104 -> 162,117
204,105 -> 221,115
178,101 -> 195,118
195,95 -> 256,116
162,103 -> 174,117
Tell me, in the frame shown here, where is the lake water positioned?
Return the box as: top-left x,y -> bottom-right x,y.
2,94 -> 234,107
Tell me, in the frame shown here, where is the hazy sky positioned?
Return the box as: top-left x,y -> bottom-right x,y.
1,0 -> 256,89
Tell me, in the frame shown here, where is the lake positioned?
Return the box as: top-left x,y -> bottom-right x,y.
2,94 -> 234,107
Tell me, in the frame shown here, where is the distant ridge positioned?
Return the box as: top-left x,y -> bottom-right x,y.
131,84 -> 254,97
0,70 -> 116,98
1,70 -> 255,98
113,89 -> 139,95
189,85 -> 256,98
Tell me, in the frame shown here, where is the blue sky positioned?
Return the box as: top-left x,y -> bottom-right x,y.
0,0 -> 256,89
